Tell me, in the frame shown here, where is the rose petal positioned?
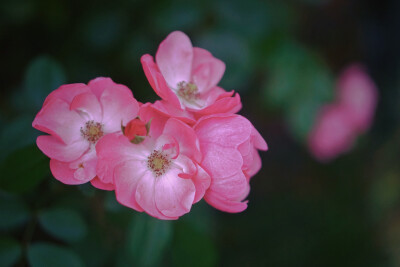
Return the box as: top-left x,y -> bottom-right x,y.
33,98 -> 85,144
155,168 -> 195,218
192,47 -> 225,94
156,31 -> 193,87
204,190 -> 248,213
96,133 -> 147,184
37,135 -> 89,162
98,84 -> 139,133
114,160 -> 147,212
162,118 -> 201,161
192,164 -> 211,203
195,114 -> 252,148
135,172 -> 176,220
90,177 -> 114,191
43,83 -> 90,106
70,92 -> 102,122
141,55 -> 181,108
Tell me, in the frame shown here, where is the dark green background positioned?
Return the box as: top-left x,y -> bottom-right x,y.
1,0 -> 399,266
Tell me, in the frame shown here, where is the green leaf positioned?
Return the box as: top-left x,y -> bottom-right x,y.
38,208 -> 87,243
0,195 -> 29,230
20,55 -> 66,112
28,242 -> 84,267
119,213 -> 172,267
0,144 -> 49,194
0,237 -> 22,267
0,116 -> 39,161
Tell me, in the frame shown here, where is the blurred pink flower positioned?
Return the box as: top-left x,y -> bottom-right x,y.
337,64 -> 378,132
32,77 -> 139,186
140,31 -> 241,116
308,104 -> 356,162
308,64 -> 378,162
194,114 -> 267,213
96,114 -> 211,220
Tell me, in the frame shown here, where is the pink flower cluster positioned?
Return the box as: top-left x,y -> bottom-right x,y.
308,64 -> 378,162
32,31 -> 267,219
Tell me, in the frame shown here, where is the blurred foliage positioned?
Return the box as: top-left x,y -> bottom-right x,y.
28,242 -> 84,267
0,0 -> 399,266
263,40 -> 334,140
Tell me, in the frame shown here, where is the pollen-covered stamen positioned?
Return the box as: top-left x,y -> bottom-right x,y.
80,120 -> 104,144
177,81 -> 199,102
147,150 -> 172,177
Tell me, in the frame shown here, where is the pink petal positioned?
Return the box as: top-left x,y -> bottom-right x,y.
33,98 -> 85,144
251,127 -> 268,151
193,89 -> 242,116
135,172 -> 176,220
238,139 -> 252,164
138,102 -> 173,139
192,164 -> 211,203
173,154 -> 197,177
244,148 -> 262,178
96,133 -> 147,184
90,177 -> 114,191
88,77 -> 122,100
114,160 -> 147,212
207,169 -> 248,201
98,83 -> 139,133
49,155 -> 96,185
162,118 -> 201,161
37,135 -> 89,162
70,92 -> 102,122
49,159 -> 78,185
200,143 -> 243,179
43,83 -> 90,106
141,101 -> 196,127
141,55 -> 181,108
204,190 -> 248,213
71,152 -> 97,182
155,168 -> 196,218
156,31 -> 193,87
195,114 -> 252,148
192,47 -> 225,94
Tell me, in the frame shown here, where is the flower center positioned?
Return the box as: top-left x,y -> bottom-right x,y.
80,120 -> 104,144
177,81 -> 199,103
147,150 -> 171,177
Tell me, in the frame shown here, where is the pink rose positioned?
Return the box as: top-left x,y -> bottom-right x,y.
96,111 -> 211,220
32,77 -> 139,186
140,31 -> 242,117
194,114 -> 267,213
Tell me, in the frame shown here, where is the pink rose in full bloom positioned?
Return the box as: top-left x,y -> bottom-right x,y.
194,114 -> 268,213
308,64 -> 378,162
140,31 -> 242,117
32,77 -> 139,186
96,112 -> 211,220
